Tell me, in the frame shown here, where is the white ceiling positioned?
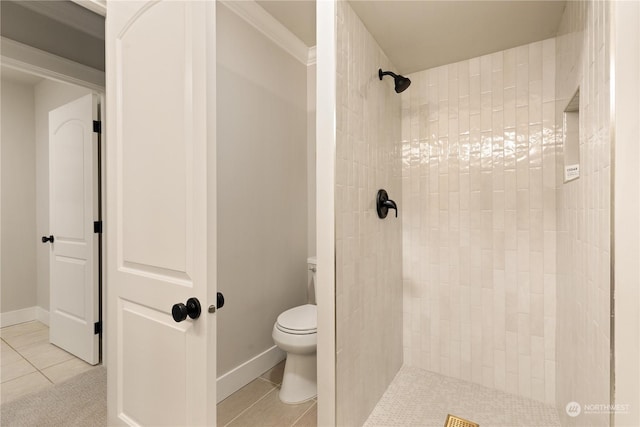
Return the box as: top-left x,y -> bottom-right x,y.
257,1 -> 566,74
256,0 -> 316,47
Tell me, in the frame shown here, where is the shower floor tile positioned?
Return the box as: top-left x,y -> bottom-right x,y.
364,365 -> 560,427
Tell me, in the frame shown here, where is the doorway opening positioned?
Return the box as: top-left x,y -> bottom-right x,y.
1,0 -> 105,407
1,64 -> 105,403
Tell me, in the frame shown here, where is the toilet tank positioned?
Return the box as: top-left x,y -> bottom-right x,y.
307,256 -> 317,303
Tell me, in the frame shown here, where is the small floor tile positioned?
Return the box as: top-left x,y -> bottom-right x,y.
364,366 -> 560,427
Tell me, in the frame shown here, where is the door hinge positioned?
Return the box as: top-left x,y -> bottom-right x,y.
93,120 -> 102,133
94,221 -> 102,234
94,321 -> 102,334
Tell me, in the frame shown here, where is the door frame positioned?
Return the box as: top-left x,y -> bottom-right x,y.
316,2 -> 337,425
1,36 -> 108,364
612,1 -> 640,425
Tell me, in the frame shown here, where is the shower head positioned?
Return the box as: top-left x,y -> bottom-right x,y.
378,68 -> 411,93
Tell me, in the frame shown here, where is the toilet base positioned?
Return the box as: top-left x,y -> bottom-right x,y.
279,352 -> 317,404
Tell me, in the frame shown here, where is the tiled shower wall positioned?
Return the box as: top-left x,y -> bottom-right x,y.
335,1 -> 403,426
401,39 -> 558,405
555,2 -> 611,426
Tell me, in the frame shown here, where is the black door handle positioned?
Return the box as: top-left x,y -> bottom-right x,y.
42,235 -> 54,243
217,292 -> 225,309
208,292 -> 225,313
172,297 -> 201,322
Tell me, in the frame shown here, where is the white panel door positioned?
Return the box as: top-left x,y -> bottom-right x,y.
48,93 -> 100,365
106,1 -> 216,426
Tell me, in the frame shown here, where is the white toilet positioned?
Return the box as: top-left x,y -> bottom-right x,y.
272,256 -> 317,404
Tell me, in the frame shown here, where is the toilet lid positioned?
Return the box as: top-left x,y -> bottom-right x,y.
276,304 -> 317,334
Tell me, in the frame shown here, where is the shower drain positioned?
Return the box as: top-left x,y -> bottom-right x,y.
444,414 -> 479,427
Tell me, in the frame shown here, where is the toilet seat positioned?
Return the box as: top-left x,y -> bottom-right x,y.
276,304 -> 317,335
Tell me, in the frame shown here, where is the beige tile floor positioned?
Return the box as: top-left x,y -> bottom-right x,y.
218,361 -> 317,427
3,322 -> 317,426
1,321 -> 98,404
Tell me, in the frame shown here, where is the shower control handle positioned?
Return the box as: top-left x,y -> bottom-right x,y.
382,200 -> 398,217
171,297 -> 201,322
376,189 -> 398,219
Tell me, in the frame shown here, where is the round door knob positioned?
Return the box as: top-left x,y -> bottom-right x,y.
42,235 -> 55,243
171,297 -> 202,322
172,303 -> 188,322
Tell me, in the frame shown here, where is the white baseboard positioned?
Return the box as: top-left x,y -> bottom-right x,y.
0,306 -> 50,328
0,307 -> 37,328
217,345 -> 285,403
36,307 -> 50,326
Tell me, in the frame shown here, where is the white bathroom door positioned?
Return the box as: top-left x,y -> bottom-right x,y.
106,1 -> 217,426
48,93 -> 100,365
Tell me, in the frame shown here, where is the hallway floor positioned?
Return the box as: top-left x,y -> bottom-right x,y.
2,323 -> 316,426
217,360 -> 317,427
1,321 -> 98,404
364,365 -> 561,427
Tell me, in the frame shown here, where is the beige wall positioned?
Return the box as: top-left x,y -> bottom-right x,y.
1,77 -> 37,313
335,2 -> 403,425
216,3 -> 308,376
555,1 -> 611,425
34,79 -> 93,311
307,64 -> 317,261
402,40 -> 558,405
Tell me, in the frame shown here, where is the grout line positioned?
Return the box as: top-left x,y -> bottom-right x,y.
35,350 -> 78,373
0,337 -> 52,384
40,371 -> 56,383
0,369 -> 40,385
2,321 -> 90,398
10,344 -> 52,381
290,401 -> 316,427
1,325 -> 77,385
257,375 -> 282,388
223,387 -> 277,427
